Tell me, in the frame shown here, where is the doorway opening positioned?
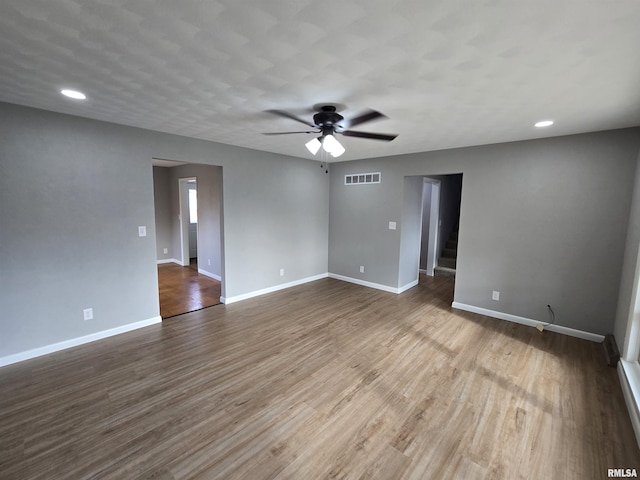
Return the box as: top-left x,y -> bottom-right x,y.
398,173 -> 462,294
179,177 -> 198,268
152,161 -> 224,318
419,174 -> 463,279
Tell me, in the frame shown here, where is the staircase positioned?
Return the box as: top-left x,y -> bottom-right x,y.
434,230 -> 458,278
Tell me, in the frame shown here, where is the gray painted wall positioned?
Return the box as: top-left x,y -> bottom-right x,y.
329,168 -> 403,287
0,104 -> 159,357
398,176 -> 424,288
329,129 -> 640,335
0,102 -> 329,358
614,149 -> 640,350
152,166 -> 173,261
2,99 -> 638,361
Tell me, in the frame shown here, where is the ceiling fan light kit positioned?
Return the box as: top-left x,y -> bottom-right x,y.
264,105 -> 397,158
321,134 -> 345,157
305,137 -> 322,155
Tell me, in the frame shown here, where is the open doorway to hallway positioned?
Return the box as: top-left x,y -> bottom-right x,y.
420,174 -> 463,279
152,159 -> 224,318
399,173 -> 462,294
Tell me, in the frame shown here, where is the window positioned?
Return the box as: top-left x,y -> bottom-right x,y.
188,188 -> 197,223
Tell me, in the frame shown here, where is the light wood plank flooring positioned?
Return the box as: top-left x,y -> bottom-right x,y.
158,262 -> 221,318
1,276 -> 638,479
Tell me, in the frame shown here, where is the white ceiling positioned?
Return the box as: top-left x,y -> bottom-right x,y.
1,0 -> 639,162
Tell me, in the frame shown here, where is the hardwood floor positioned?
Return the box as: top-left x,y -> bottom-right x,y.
1,276 -> 638,479
157,261 -> 221,318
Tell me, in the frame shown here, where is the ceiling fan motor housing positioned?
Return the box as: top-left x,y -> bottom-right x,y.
314,105 -> 344,135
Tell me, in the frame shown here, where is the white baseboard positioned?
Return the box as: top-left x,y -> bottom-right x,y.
398,279 -> 419,293
327,274 -> 419,294
198,268 -> 221,281
619,360 -> 640,449
0,316 -> 162,368
157,258 -> 181,265
451,302 -> 604,343
419,268 -> 435,277
328,273 -> 399,294
222,273 -> 329,305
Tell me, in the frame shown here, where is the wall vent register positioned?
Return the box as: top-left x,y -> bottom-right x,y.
345,172 -> 381,185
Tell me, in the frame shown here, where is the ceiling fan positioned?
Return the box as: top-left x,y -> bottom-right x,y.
263,105 -> 398,158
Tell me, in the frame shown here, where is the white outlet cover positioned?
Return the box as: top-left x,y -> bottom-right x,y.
83,308 -> 93,320
360,266 -> 365,273
492,291 -> 500,301
280,269 -> 285,276
138,225 -> 147,237
389,221 -> 397,230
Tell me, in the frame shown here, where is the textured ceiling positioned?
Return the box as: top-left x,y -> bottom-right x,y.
1,0 -> 639,162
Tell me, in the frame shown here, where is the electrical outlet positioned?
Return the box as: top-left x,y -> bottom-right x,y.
208,259 -> 211,266
280,268 -> 285,276
360,266 -> 365,273
138,226 -> 147,237
83,308 -> 93,321
492,291 -> 500,301
163,248 -> 168,254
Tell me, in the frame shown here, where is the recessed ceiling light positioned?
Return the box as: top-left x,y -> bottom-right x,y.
535,120 -> 554,128
61,89 -> 87,100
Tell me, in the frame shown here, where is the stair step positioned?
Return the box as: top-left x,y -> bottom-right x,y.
442,248 -> 457,258
434,266 -> 456,278
438,257 -> 457,269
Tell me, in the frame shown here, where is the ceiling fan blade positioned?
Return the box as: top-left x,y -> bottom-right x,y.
344,109 -> 386,128
342,130 -> 398,141
262,130 -> 318,135
265,109 -> 316,128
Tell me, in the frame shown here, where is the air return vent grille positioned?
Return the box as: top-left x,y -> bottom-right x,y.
345,172 -> 381,185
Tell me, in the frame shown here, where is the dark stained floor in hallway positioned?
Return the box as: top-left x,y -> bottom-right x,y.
157,260 -> 221,318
